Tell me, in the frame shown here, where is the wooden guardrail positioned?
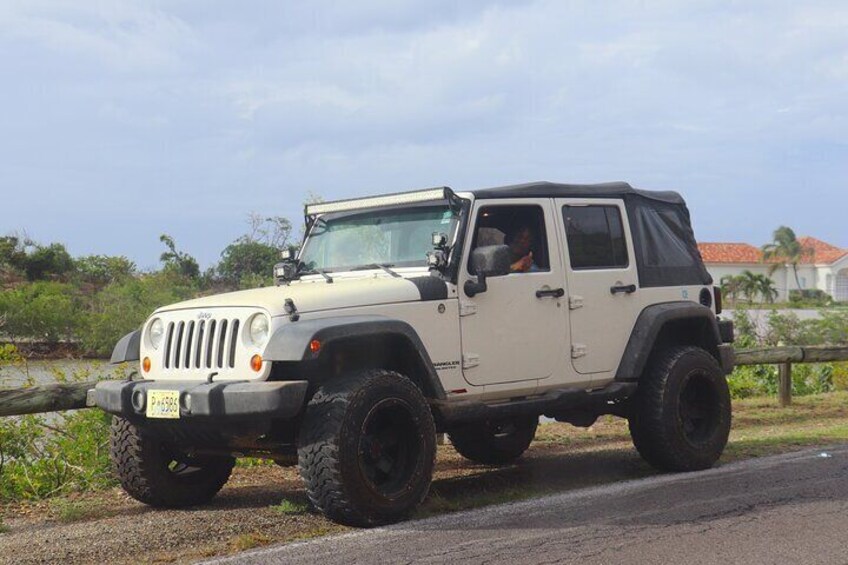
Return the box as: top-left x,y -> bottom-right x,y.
734,345 -> 848,407
1,345 -> 847,417
0,381 -> 97,417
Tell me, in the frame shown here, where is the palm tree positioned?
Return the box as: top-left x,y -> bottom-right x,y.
753,273 -> 778,304
739,270 -> 762,304
720,274 -> 744,307
762,226 -> 812,291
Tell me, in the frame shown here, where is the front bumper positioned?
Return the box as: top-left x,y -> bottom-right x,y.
94,379 -> 309,421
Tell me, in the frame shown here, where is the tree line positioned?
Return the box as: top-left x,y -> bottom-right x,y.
0,213 -> 300,356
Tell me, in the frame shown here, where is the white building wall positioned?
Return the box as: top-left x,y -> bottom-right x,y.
705,263 -> 839,302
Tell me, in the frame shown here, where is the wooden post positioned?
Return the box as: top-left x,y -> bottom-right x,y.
778,363 -> 792,407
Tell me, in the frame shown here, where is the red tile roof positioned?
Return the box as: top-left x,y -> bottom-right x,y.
698,237 -> 848,265
798,237 -> 848,264
698,243 -> 762,264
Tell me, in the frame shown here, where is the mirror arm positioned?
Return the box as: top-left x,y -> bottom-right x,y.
463,271 -> 488,298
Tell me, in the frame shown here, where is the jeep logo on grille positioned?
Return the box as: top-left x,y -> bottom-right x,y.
197,312 -> 212,320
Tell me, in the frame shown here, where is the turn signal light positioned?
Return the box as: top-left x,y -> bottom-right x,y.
250,354 -> 263,372
309,339 -> 321,354
142,357 -> 151,373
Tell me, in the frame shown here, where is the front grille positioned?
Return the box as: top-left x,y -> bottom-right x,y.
163,317 -> 241,370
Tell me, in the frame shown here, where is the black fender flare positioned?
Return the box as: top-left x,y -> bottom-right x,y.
263,315 -> 446,399
615,302 -> 724,381
110,329 -> 141,364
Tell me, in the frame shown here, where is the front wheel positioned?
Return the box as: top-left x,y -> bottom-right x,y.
110,417 -> 234,507
628,346 -> 731,472
298,370 -> 436,527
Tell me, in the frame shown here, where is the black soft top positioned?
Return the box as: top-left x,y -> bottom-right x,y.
471,181 -> 685,205
472,180 -> 711,288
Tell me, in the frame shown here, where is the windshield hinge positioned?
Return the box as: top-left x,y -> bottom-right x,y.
459,302 -> 477,317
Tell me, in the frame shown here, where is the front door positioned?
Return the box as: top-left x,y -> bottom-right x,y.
459,199 -> 568,387
556,198 -> 640,376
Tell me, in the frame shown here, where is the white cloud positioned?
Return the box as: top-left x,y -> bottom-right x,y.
0,0 -> 846,265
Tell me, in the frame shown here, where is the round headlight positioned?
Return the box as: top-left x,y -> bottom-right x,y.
248,314 -> 269,346
148,318 -> 164,349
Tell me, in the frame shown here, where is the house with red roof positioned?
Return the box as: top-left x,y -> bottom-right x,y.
697,237 -> 848,302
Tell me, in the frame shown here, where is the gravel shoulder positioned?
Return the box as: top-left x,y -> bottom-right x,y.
2,392 -> 847,564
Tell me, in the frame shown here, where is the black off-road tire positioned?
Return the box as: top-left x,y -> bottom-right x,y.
448,416 -> 538,465
110,417 -> 235,507
297,370 -> 436,527
628,346 -> 732,472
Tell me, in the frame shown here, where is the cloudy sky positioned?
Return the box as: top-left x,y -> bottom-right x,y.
1,0 -> 846,268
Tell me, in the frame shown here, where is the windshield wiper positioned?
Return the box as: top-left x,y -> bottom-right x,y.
298,268 -> 334,283
350,263 -> 402,278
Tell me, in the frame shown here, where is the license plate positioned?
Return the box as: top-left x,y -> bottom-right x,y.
146,390 -> 180,419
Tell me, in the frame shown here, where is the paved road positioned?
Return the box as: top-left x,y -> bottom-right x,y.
210,446 -> 848,565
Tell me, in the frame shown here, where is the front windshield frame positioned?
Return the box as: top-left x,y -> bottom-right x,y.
298,200 -> 466,276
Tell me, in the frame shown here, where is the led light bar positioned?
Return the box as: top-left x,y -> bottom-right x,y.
306,187 -> 452,216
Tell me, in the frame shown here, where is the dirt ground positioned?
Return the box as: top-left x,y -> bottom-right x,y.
2,393 -> 848,564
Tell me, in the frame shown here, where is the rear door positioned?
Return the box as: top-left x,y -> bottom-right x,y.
555,199 -> 640,376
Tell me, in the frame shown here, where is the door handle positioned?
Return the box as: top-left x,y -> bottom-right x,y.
610,284 -> 637,294
536,288 -> 565,299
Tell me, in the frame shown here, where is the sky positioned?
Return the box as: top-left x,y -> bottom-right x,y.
1,0 -> 846,269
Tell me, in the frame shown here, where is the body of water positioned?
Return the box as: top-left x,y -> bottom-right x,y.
0,359 -> 127,388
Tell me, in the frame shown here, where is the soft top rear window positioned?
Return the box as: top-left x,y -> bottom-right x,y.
625,197 -> 712,287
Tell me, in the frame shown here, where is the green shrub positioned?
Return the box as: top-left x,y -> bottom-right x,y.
79,274 -> 197,356
73,255 -> 136,287
788,289 -> 833,307
791,363 -> 834,396
832,362 -> 848,391
0,344 -> 22,364
0,410 -> 114,502
732,309 -> 758,348
0,281 -> 81,342
728,365 -> 778,399
22,243 -> 75,281
807,310 -> 848,345
218,240 -> 281,287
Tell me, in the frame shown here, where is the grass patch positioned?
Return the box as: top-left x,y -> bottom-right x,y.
237,457 -> 275,468
416,486 -> 536,519
0,518 -> 8,534
49,497 -> 113,523
229,532 -> 272,552
270,499 -> 309,516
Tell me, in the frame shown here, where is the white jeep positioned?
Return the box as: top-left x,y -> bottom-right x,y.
96,182 -> 734,526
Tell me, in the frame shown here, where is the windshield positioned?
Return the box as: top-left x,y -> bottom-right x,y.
299,204 -> 458,272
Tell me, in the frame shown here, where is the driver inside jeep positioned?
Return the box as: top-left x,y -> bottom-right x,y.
506,224 -> 540,273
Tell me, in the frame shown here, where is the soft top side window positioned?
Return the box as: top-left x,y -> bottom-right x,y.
562,205 -> 628,270
468,204 -> 550,274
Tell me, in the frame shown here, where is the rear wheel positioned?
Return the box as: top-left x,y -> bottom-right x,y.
110,417 -> 234,507
298,370 -> 436,527
449,416 -> 538,465
628,346 -> 731,472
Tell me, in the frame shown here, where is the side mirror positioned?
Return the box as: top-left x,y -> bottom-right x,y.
464,245 -> 511,297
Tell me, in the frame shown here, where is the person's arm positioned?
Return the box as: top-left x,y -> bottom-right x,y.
510,252 -> 534,273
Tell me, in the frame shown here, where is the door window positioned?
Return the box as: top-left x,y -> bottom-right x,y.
562,205 -> 628,269
468,205 -> 549,273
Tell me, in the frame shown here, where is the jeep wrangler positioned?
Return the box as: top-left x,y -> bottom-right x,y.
95,181 -> 734,527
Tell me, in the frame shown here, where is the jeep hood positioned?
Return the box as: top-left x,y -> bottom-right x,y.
153,275 -> 444,317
